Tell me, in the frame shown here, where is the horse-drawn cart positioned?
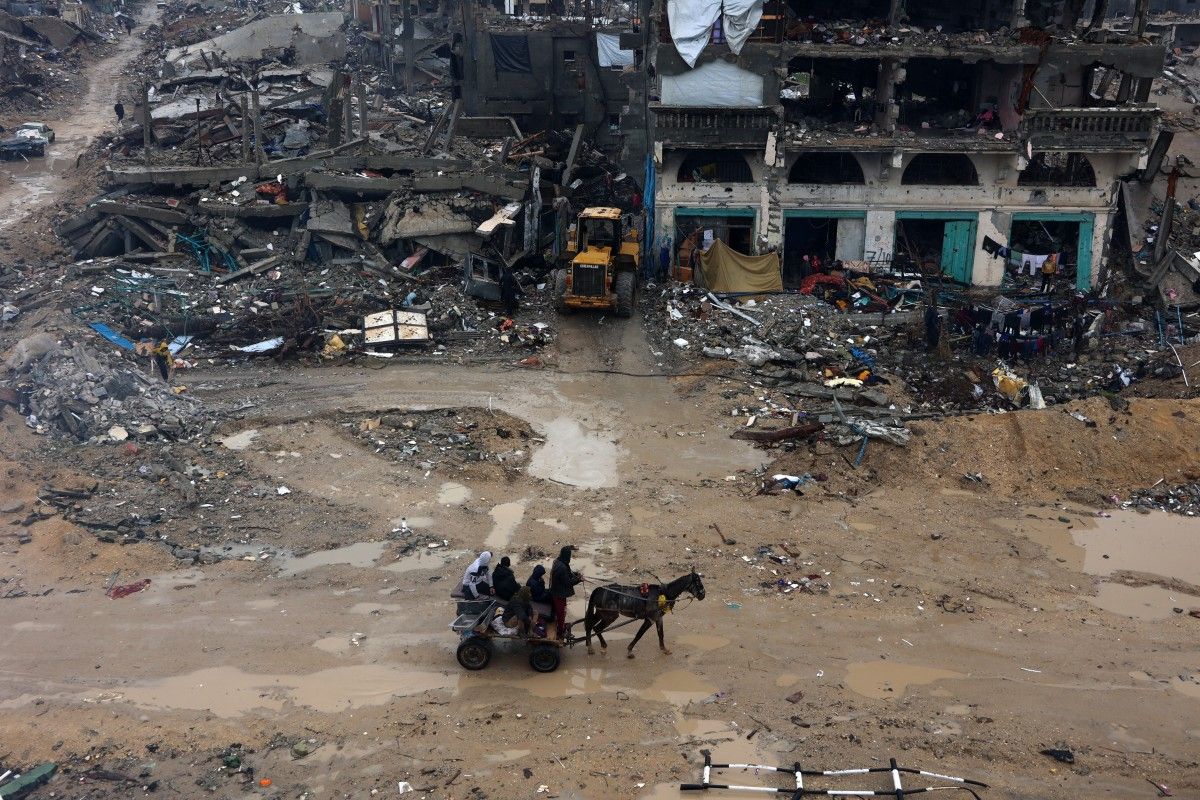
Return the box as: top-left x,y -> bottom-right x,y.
451,598 -> 572,673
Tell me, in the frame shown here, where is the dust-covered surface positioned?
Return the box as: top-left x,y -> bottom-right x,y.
2,4 -> 1200,799
1,312 -> 1199,800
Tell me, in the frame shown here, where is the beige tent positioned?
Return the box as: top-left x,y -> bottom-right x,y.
695,239 -> 782,294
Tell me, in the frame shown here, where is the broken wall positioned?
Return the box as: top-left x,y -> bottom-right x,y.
166,13 -> 347,68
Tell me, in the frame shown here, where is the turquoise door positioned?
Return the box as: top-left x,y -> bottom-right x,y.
941,220 -> 975,283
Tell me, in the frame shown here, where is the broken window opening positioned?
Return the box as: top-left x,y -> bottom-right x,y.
897,59 -> 992,131
782,217 -> 837,287
490,33 -> 532,73
1009,219 -> 1080,284
677,150 -> 754,183
1018,153 -> 1096,187
901,153 -> 978,185
674,214 -> 755,268
788,152 -> 865,184
782,57 -> 877,126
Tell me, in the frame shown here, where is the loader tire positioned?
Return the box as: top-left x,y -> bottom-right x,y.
614,270 -> 635,318
553,269 -> 572,314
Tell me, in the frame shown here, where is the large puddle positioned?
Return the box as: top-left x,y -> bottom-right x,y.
843,661 -> 963,700
82,665 -> 455,717
1090,583 -> 1200,620
279,541 -> 390,576
1002,509 -> 1200,619
526,416 -> 619,489
484,500 -> 527,550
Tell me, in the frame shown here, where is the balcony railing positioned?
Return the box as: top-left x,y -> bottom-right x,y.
652,105 -> 776,146
1021,106 -> 1159,142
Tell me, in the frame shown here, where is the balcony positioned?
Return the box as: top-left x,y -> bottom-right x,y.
651,105 -> 776,147
1021,106 -> 1160,147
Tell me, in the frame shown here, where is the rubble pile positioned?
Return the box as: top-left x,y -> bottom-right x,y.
651,281 -> 1192,429
344,408 -> 535,474
3,331 -> 210,441
0,6 -> 134,115
1122,481 -> 1200,515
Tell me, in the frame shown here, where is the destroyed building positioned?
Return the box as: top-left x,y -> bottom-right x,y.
632,0 -> 1168,289
455,7 -> 638,173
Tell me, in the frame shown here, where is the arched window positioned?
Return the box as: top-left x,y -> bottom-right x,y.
788,152 -> 865,184
901,153 -> 978,186
677,151 -> 753,183
1018,153 -> 1096,187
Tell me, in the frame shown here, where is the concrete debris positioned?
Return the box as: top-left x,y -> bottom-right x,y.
2,335 -> 208,441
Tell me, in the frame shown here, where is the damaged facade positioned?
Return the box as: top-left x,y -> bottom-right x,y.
634,0 -> 1167,288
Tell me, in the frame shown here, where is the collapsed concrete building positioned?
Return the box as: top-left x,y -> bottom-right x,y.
450,0 -> 1169,289
634,0 -> 1167,289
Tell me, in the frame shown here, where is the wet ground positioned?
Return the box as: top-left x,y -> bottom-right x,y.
0,4 -> 158,230
2,318 -> 1200,797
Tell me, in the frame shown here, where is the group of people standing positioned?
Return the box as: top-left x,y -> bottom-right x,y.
460,546 -> 582,640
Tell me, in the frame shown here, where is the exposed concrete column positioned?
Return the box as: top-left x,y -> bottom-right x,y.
1134,76 -> 1153,102
1116,72 -> 1134,103
1087,0 -> 1109,31
251,86 -> 263,166
240,95 -> 250,164
1133,0 -> 1151,35
874,58 -> 903,134
864,208 -> 896,265
1010,0 -> 1025,29
141,82 -> 152,166
381,0 -> 393,74
887,0 -> 903,27
402,0 -> 414,93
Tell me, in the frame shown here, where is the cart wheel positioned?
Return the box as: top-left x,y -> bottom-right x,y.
529,644 -> 561,673
457,636 -> 492,670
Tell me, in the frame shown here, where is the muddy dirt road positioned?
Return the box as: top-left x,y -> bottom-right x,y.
2,315 -> 1199,799
0,4 -> 158,230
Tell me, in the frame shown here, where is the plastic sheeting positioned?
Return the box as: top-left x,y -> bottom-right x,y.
667,0 -> 721,68
696,239 -> 782,294
490,33 -> 531,73
721,0 -> 763,55
667,0 -> 762,67
596,32 -> 634,67
660,59 -> 764,107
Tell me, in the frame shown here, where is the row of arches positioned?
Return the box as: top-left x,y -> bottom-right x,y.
677,151 -> 1097,187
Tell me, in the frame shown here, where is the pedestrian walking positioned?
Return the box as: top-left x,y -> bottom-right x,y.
114,102 -> 125,124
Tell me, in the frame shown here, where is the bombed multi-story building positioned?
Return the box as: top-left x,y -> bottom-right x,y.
636,0 -> 1168,289
449,0 -> 1167,289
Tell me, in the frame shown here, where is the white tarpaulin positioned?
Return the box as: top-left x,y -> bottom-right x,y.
596,32 -> 635,67
667,0 -> 721,68
660,59 -> 764,107
721,0 -> 763,55
667,0 -> 762,67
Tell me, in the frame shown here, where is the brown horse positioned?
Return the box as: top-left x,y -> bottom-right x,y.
583,570 -> 705,657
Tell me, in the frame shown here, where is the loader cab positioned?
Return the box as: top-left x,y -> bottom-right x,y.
578,215 -> 620,255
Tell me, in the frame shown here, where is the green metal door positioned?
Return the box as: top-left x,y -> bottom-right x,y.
1074,215 -> 1094,290
941,220 -> 975,283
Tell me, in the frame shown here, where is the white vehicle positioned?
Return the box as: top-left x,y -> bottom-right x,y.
15,122 -> 55,143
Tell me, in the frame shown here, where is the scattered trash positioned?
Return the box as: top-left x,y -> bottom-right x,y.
1039,747 -> 1075,764
107,579 -> 151,599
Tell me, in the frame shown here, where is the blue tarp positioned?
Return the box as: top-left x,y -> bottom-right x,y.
88,322 -> 135,351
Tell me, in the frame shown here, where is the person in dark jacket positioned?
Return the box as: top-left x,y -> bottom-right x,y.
114,102 -> 125,123
549,545 -> 580,640
492,556 -> 520,601
499,268 -> 523,317
526,564 -> 551,604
